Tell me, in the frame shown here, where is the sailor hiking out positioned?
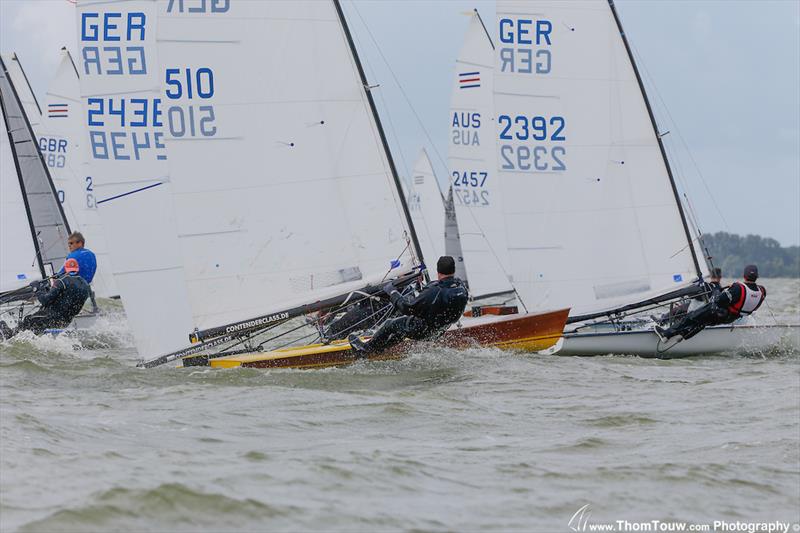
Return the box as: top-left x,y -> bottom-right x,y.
0,259 -> 90,339
655,265 -> 766,342
349,256 -> 469,355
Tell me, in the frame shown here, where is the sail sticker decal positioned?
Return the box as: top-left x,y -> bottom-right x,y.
498,16 -> 552,75
96,181 -> 163,205
47,103 -> 69,118
673,274 -> 683,282
459,71 -> 481,89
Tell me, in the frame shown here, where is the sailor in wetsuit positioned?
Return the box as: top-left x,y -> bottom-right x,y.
348,256 -> 469,355
658,267 -> 724,324
0,258 -> 90,338
655,264 -> 766,342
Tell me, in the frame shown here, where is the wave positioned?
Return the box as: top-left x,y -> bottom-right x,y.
18,483 -> 296,533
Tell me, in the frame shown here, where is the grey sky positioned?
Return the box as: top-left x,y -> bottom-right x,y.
2,0 -> 798,246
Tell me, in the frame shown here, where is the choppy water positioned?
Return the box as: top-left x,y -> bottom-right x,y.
1,279 -> 798,532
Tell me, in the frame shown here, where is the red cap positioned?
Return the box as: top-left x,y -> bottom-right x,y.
64,258 -> 79,273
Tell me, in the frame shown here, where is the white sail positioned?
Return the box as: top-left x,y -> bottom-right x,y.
406,148 -> 445,268
0,96 -> 40,292
1,54 -> 42,132
75,0 -> 195,357
448,12 -> 515,300
76,0 -> 417,356
492,0 -> 701,315
443,186 -> 468,282
1,54 -> 71,294
37,49 -> 119,298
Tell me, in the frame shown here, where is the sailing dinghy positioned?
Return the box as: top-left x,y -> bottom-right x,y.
0,54 -> 74,332
74,0 -> 567,369
448,3 -> 798,357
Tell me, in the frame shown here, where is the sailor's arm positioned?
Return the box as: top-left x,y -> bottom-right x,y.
36,280 -> 64,306
385,283 -> 434,316
715,283 -> 742,308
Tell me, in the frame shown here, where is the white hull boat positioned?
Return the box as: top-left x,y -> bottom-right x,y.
560,323 -> 800,358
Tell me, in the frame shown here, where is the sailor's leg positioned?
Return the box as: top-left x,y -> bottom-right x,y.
661,304 -> 716,340
324,302 -> 377,340
355,316 -> 411,354
0,320 -> 14,339
19,313 -> 60,335
89,287 -> 99,314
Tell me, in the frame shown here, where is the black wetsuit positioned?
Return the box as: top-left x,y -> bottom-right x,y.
661,280 -> 722,323
2,274 -> 90,337
355,277 -> 469,354
660,281 -> 766,341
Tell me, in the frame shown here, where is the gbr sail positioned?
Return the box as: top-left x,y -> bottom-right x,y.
490,0 -> 704,315
37,49 -> 119,298
0,54 -> 70,294
75,0 -> 421,358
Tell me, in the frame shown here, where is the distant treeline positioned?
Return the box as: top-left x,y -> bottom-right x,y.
701,232 -> 800,279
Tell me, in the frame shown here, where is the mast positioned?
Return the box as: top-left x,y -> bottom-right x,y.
332,0 -> 427,274
607,0 -> 702,279
0,57 -> 46,279
11,57 -> 72,241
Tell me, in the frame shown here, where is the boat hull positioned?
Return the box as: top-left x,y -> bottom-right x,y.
202,308 -> 569,369
560,324 -> 800,358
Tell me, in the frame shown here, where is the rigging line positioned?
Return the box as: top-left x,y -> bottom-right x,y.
270,328 -> 324,352
763,300 -> 779,326
661,136 -> 709,268
566,292 -> 714,332
346,5 -> 421,268
349,20 -> 411,182
627,41 -> 729,233
206,319 -> 292,357
318,301 -> 395,341
341,5 -> 526,310
341,5 -> 417,264
347,8 -> 441,267
348,2 -> 449,178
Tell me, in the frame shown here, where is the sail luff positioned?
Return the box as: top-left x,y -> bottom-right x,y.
606,0 -> 702,279
0,56 -> 71,279
39,48 -> 119,298
473,9 -> 495,50
0,64 -> 45,281
449,11 -> 515,299
332,0 -> 426,272
10,54 -> 43,117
